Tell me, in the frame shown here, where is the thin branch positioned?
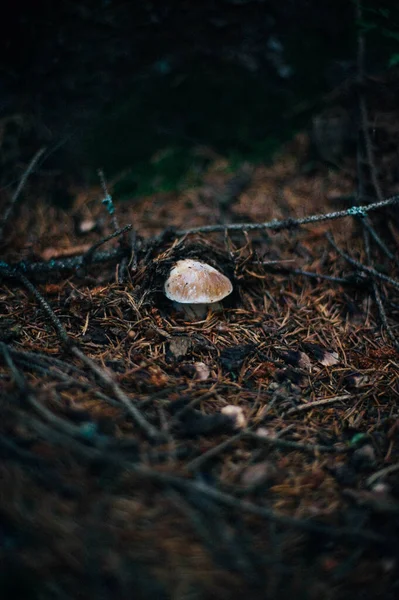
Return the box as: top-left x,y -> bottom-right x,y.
244,430 -> 347,453
128,468 -> 388,544
278,267 -> 350,285
371,279 -> 399,350
0,266 -> 71,347
2,194 -> 399,278
0,265 -> 163,442
12,354 -> 122,408
367,463 -> 399,487
14,247 -> 125,275
0,147 -> 46,241
186,431 -> 245,472
0,342 -> 99,442
285,394 -> 352,416
82,224 -> 132,266
327,233 -> 399,292
362,216 -> 396,262
186,427 -> 344,472
0,431 -> 48,465
71,347 -> 163,442
359,89 -> 397,262
98,168 -> 119,231
176,195 -> 399,236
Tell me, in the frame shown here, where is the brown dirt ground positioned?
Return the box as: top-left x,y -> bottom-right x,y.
1,124 -> 399,599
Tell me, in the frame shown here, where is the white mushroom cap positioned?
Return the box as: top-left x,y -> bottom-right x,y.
164,259 -> 233,304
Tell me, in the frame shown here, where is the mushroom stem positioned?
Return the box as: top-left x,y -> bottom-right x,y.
172,302 -> 223,319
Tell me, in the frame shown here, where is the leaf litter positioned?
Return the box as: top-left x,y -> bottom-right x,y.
1,126 -> 399,598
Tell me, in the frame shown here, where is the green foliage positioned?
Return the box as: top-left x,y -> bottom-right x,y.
83,18 -> 355,199
389,53 -> 399,67
357,3 -> 399,68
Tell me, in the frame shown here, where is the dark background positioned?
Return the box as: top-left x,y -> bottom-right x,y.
0,0 -> 397,199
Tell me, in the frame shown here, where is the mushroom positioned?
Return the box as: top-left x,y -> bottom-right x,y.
164,259 -> 233,319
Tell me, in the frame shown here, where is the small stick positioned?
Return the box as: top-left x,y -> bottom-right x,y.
167,477 -> 388,544
327,233 -> 399,292
71,347 -> 163,442
0,267 -> 71,347
186,431 -> 245,472
362,216 -> 396,262
0,147 -> 46,241
0,432 -> 48,465
244,431 -> 346,453
3,193 -> 399,277
281,267 -> 349,285
0,265 -> 162,442
98,168 -> 119,231
186,424 -> 347,472
14,247 -> 124,276
13,355 -> 122,408
285,394 -> 352,415
176,195 -> 399,236
366,463 -> 399,487
371,280 -> 399,351
0,343 -> 96,441
82,224 -> 132,266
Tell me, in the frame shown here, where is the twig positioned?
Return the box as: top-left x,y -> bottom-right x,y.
82,224 -> 132,266
3,194 -> 399,278
9,348 -> 88,378
366,463 -> 399,487
0,265 -> 162,441
173,390 -> 219,419
186,431 -> 245,471
354,8 -> 399,352
185,425 -> 345,472
13,354 -> 123,408
0,341 -> 27,390
244,431 -> 347,453
285,394 -> 352,415
14,247 -> 125,276
280,267 -> 350,285
71,347 -> 163,442
358,72 -> 397,261
362,217 -> 396,262
88,461 -> 388,543
136,470 -> 388,544
176,195 -> 399,236
327,233 -> 399,292
0,266 -> 71,347
127,229 -> 139,272
118,228 -> 139,283
0,432 -> 48,465
0,342 -> 98,441
193,483 -> 386,543
0,147 -> 46,241
371,280 -> 399,350
98,168 -> 119,231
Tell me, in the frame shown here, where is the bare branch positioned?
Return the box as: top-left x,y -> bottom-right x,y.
0,147 -> 46,242
176,195 -> 399,236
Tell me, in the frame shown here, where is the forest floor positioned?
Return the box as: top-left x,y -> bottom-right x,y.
1,83 -> 399,599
